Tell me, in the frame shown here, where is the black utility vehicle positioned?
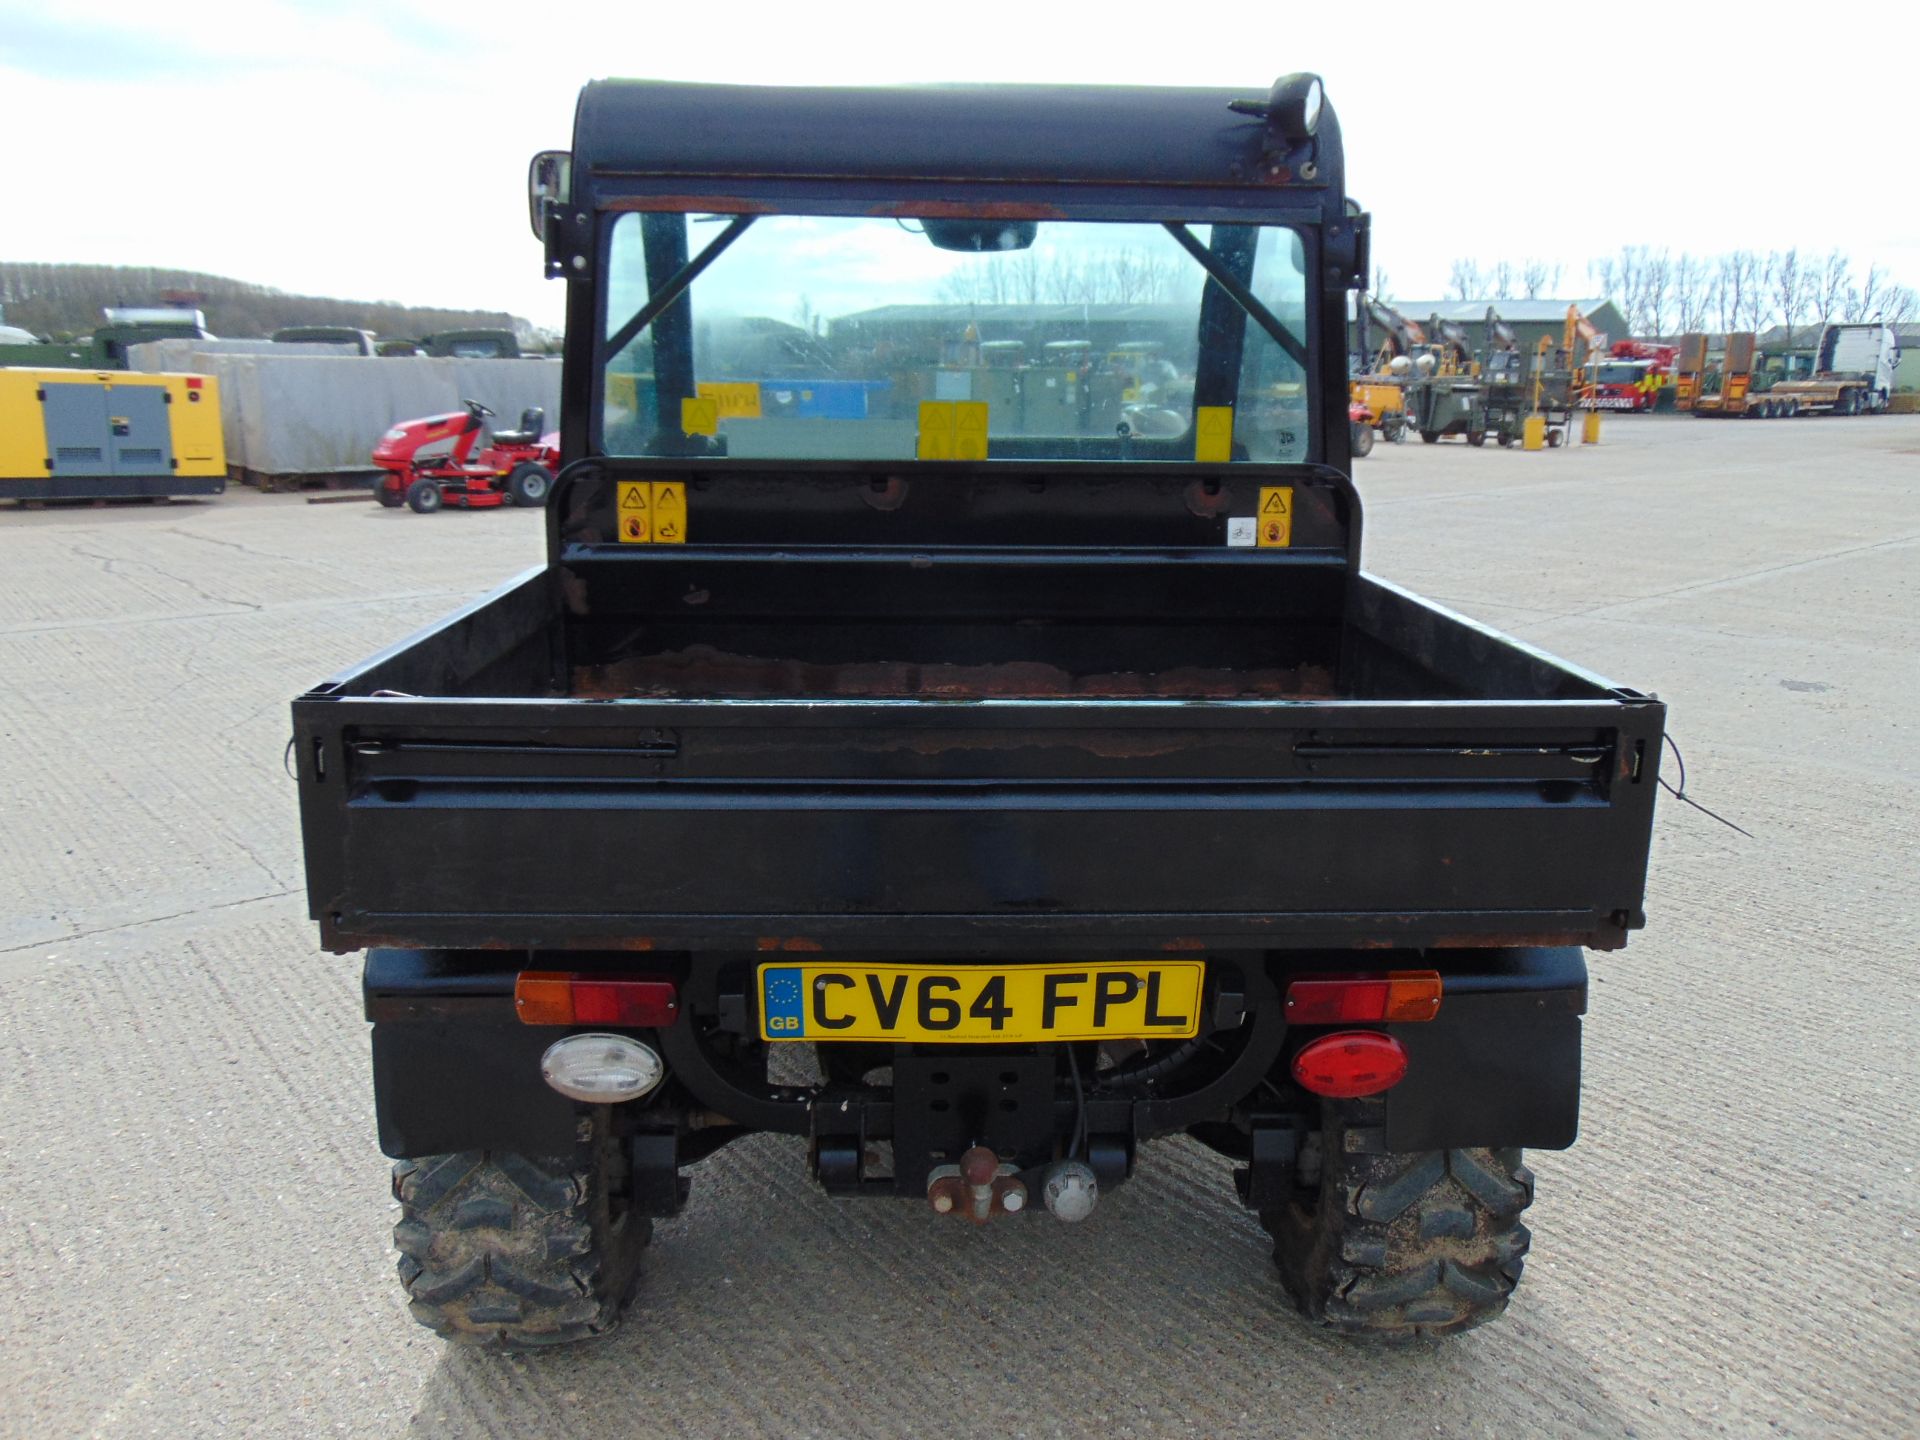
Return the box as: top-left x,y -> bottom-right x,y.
293,75 -> 1663,1348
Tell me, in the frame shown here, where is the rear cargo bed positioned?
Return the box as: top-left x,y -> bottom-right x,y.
295,555 -> 1662,956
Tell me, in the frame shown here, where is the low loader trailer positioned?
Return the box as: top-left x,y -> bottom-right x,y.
294,75 -> 1666,1351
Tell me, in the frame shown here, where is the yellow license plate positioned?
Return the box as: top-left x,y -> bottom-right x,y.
757,962 -> 1203,1043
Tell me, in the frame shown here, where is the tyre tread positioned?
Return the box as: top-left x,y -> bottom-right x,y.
1263,1100 -> 1534,1341
389,1119 -> 649,1351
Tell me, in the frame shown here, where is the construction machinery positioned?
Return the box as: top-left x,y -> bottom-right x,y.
1350,296 -> 1417,441
1474,307 -> 1533,447
0,367 -> 226,502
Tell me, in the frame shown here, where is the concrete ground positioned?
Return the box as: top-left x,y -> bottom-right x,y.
1,414 -> 1915,1439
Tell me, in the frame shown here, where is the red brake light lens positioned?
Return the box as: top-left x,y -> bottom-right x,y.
1284,970 -> 1442,1024
514,973 -> 679,1027
1292,1031 -> 1409,1098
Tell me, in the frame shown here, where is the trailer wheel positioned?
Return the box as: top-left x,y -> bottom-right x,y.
1419,429 -> 1438,445
1263,1098 -> 1533,1341
1466,430 -> 1486,448
507,463 -> 553,507
1496,432 -> 1514,448
1349,421 -> 1375,458
391,1111 -> 650,1351
406,478 -> 443,514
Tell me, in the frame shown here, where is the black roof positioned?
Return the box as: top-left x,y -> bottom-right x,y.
570,80 -> 1343,197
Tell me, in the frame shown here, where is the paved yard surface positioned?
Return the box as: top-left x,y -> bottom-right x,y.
2,415 -> 1915,1438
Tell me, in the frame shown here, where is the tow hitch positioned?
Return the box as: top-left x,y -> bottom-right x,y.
927,1146 -> 1027,1222
926,1148 -> 1106,1223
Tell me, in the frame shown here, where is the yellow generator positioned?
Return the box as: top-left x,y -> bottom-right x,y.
0,368 -> 226,501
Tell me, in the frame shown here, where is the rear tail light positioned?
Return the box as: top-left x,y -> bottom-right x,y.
1292,1031 -> 1408,1098
1284,971 -> 1442,1024
514,972 -> 679,1027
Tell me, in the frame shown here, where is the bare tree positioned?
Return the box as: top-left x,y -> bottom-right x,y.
1813,249 -> 1851,330
1672,253 -> 1708,335
1010,250 -> 1042,304
1609,246 -> 1650,334
1745,252 -> 1774,332
1715,251 -> 1759,333
1447,258 -> 1483,300
1588,255 -> 1618,308
1641,249 -> 1672,337
1851,261 -> 1884,320
1520,258 -> 1563,299
1488,258 -> 1515,300
1770,248 -> 1804,346
1369,265 -> 1392,301
1883,286 -> 1917,325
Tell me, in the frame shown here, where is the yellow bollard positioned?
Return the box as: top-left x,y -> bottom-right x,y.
1582,409 -> 1602,445
1522,415 -> 1546,451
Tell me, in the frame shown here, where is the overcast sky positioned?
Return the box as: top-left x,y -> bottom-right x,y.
3,1 -> 1912,331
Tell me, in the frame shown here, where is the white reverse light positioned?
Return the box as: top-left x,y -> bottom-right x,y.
541,1033 -> 664,1103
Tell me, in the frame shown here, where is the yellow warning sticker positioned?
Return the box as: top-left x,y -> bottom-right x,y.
650,481 -> 686,544
1195,405 -> 1234,463
698,381 -> 762,420
616,481 -> 651,544
681,396 -> 719,437
954,401 -> 989,460
1257,486 -> 1293,548
917,401 -> 954,459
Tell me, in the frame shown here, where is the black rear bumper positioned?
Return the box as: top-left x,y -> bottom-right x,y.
363,945 -> 1587,1162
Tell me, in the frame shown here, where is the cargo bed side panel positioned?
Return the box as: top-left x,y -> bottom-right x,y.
299,694 -> 1663,954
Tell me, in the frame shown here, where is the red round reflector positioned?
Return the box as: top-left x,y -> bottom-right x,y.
1291,1030 -> 1408,1099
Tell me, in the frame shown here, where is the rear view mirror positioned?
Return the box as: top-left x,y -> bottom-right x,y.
921,219 -> 1038,252
529,150 -> 572,240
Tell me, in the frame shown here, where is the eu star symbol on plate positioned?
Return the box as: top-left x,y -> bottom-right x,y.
768,976 -> 799,1004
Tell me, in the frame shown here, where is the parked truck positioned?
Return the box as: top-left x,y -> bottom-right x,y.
293,75 -> 1666,1351
1760,323 -> 1900,415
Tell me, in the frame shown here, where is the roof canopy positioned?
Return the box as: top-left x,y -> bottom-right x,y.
571,80 -> 1345,198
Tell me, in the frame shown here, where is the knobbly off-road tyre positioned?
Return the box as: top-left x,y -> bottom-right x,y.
1263,1098 -> 1533,1341
391,1112 -> 650,1350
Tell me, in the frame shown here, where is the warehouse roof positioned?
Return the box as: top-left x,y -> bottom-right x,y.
1391,298 -> 1617,324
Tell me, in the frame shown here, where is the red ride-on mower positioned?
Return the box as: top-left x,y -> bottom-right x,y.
370,399 -> 559,513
